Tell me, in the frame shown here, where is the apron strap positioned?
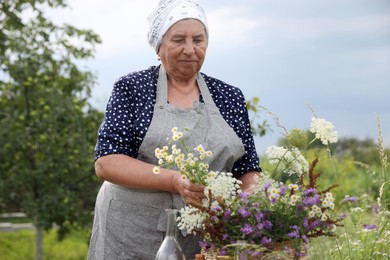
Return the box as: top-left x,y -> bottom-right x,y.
156,65 -> 218,110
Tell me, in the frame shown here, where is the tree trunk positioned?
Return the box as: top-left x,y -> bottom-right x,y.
35,225 -> 43,260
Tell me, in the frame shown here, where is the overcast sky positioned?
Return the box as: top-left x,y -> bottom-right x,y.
49,0 -> 390,153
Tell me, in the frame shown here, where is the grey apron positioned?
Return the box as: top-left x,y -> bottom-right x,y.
88,66 -> 245,260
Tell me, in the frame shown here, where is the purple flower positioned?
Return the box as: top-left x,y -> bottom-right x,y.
261,236 -> 272,245
362,224 -> 377,230
295,252 -> 307,258
210,215 -> 218,221
287,230 -> 300,239
264,181 -> 271,191
223,209 -> 231,220
303,195 -> 321,207
239,191 -> 251,200
222,233 -> 229,241
255,211 -> 264,222
241,224 -> 254,235
341,196 -> 358,203
304,188 -> 317,196
256,223 -> 264,230
290,225 -> 299,231
279,185 -> 286,196
339,213 -> 348,220
303,217 -> 309,230
238,207 -> 251,218
270,197 -> 277,204
199,241 -> 209,248
262,220 -> 273,230
301,235 -> 309,244
211,205 -> 222,211
218,248 -> 227,256
310,220 -> 321,229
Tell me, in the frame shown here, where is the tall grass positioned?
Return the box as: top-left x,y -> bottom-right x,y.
0,229 -> 89,260
308,115 -> 390,259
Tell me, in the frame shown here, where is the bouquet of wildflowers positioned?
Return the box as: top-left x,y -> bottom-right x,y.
154,116 -> 345,258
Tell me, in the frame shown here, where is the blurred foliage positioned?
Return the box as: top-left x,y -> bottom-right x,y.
246,97 -> 272,138
261,129 -> 389,203
0,0 -> 103,244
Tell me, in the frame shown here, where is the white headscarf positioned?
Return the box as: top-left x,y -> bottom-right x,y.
147,0 -> 209,53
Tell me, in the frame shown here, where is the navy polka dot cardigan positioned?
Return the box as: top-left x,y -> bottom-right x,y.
95,65 -> 261,178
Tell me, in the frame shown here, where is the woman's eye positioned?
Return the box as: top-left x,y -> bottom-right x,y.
172,39 -> 184,43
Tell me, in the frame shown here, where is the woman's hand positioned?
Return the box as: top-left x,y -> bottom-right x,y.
171,174 -> 205,204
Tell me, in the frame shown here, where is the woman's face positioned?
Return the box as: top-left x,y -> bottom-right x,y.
158,19 -> 208,81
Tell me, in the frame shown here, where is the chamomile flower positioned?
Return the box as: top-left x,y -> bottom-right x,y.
152,166 -> 161,174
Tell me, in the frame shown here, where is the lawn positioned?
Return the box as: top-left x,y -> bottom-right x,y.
0,229 -> 89,260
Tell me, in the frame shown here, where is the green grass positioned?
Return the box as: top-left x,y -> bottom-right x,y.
0,229 -> 89,260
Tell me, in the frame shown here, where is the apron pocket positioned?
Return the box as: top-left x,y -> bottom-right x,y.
105,198 -> 165,259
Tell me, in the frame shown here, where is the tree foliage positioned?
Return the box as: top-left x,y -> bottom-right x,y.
0,0 -> 103,240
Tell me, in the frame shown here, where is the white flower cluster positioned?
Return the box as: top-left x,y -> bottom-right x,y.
204,171 -> 242,206
310,117 -> 338,145
265,145 -> 309,176
178,171 -> 241,233
289,194 -> 300,206
308,205 -> 324,219
322,192 -> 335,210
177,206 -> 208,234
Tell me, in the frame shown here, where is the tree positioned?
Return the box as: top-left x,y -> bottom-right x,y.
0,1 -> 102,259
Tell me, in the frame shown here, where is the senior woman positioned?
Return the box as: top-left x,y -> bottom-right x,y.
87,0 -> 261,259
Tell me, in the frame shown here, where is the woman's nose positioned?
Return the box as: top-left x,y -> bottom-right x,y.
183,40 -> 195,55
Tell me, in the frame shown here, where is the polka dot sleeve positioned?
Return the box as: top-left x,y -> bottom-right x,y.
94,68 -> 158,160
